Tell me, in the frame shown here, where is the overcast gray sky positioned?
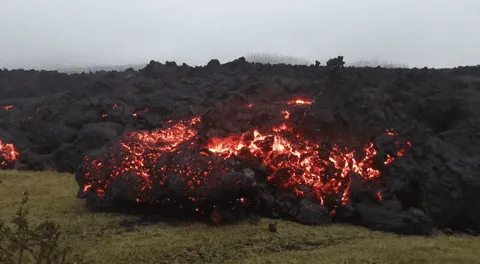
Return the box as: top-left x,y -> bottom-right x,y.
1,0 -> 479,70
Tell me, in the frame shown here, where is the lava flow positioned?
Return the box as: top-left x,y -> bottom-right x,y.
0,138 -> 19,169
79,97 -> 410,212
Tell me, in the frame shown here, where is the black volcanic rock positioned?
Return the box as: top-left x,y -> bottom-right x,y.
296,199 -> 331,225
1,57 -> 480,235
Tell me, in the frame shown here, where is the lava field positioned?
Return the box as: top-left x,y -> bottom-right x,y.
1,57 -> 480,235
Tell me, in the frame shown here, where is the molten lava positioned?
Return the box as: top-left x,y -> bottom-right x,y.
204,125 -> 406,205
0,138 -> 19,169
80,97 -> 410,211
2,105 -> 14,111
287,98 -> 313,105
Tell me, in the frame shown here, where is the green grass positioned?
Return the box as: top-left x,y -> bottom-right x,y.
1,170 -> 479,264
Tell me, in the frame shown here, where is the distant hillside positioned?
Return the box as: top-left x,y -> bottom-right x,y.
245,53 -> 313,65
57,64 -> 145,73
347,59 -> 409,68
245,53 -> 409,68
53,54 -> 409,73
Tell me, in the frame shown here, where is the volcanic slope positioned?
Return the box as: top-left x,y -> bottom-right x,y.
1,57 -> 480,235
1,170 -> 480,264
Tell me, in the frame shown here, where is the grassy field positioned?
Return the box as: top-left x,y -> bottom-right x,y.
1,170 -> 479,264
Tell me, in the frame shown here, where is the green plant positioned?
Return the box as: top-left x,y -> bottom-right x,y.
0,192 -> 83,264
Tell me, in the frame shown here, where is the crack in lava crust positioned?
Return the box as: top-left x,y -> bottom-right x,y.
78,98 -> 410,214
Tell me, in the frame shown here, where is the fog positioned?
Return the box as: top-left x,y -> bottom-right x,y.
1,0 -> 479,70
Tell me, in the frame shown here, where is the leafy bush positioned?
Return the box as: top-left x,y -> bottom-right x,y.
0,192 -> 83,264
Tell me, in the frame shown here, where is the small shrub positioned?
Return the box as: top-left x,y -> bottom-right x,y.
0,192 -> 84,264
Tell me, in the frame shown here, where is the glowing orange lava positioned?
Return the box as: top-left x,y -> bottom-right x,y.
81,97 -> 410,208
82,117 -> 200,193
205,124 -> 405,205
0,139 -> 19,169
3,105 -> 14,111
287,98 -> 312,105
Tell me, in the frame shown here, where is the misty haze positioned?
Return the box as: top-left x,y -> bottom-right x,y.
1,0 -> 479,70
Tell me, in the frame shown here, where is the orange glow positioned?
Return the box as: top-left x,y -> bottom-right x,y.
3,105 -> 13,111
0,139 -> 19,169
81,98 -> 410,208
205,129 -> 404,205
281,110 -> 291,120
287,98 -> 312,105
